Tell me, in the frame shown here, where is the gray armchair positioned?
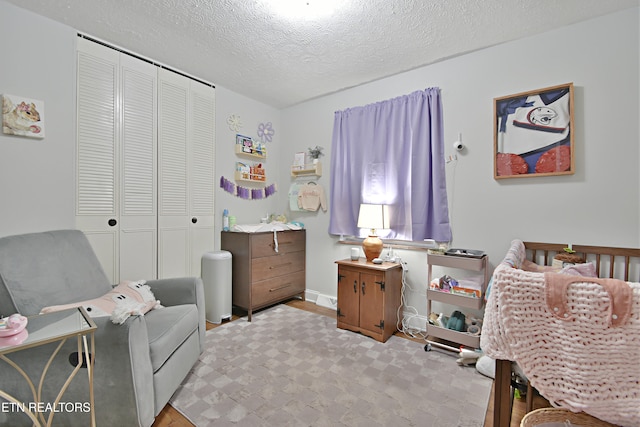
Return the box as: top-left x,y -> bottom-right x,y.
0,230 -> 205,426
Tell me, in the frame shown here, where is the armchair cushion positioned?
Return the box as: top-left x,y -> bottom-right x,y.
147,277 -> 206,353
146,305 -> 199,373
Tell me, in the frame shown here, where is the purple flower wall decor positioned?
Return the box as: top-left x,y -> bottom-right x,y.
257,122 -> 275,143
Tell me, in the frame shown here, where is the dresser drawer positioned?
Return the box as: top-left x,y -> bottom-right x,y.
251,251 -> 305,281
252,270 -> 305,306
251,231 -> 305,258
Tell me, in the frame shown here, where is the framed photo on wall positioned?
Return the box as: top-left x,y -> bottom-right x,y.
493,83 -> 574,179
2,94 -> 45,139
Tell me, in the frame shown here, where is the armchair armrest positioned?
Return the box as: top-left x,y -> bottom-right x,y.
146,277 -> 205,353
146,277 -> 202,306
91,315 -> 155,427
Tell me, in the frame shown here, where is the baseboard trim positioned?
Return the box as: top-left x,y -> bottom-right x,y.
305,290 -> 337,311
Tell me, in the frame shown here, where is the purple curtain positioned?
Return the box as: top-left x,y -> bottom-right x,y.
328,88 -> 452,242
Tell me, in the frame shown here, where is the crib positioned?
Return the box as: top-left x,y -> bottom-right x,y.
482,240 -> 640,427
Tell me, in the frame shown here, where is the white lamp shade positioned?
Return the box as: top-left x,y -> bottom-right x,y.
357,204 -> 390,232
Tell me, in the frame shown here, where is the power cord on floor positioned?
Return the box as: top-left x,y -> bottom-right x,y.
395,258 -> 428,340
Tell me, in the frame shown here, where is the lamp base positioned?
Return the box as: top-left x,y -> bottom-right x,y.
362,235 -> 383,262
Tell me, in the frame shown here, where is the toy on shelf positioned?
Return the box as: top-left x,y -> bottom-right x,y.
429,275 -> 482,298
235,161 -> 266,182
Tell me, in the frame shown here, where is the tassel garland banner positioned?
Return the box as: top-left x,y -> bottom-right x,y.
220,176 -> 277,200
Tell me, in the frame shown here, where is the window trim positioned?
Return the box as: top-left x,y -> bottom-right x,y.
337,236 -> 438,251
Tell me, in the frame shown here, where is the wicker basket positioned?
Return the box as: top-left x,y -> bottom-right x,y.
521,408 -> 619,427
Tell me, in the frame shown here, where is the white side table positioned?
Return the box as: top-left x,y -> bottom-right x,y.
0,307 -> 97,427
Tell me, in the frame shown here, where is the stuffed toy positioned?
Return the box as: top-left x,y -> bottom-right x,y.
456,348 -> 483,366
446,310 -> 466,332
41,280 -> 162,325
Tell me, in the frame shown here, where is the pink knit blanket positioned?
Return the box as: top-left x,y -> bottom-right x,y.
482,255 -> 640,426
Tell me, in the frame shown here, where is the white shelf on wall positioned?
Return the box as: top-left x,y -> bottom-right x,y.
291,161 -> 322,177
234,170 -> 266,183
235,144 -> 266,159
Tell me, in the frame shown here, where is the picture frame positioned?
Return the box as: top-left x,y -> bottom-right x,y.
292,152 -> 306,170
493,83 -> 574,179
2,94 -> 45,139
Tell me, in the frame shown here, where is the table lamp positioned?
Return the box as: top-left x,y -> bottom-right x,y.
357,204 -> 390,262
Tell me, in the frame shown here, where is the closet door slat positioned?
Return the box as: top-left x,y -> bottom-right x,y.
190,89 -> 215,215
77,50 -> 117,215
158,78 -> 188,216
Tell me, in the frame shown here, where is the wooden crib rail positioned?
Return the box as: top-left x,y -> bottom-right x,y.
524,241 -> 640,282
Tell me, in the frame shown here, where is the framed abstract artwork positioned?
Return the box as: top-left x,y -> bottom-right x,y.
2,94 -> 45,139
494,83 -> 574,179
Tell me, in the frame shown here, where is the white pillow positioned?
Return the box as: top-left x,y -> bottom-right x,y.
559,262 -> 597,277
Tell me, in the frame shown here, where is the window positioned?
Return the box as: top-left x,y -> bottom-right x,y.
328,88 -> 451,242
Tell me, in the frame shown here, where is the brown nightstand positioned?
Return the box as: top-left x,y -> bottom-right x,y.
335,258 -> 402,343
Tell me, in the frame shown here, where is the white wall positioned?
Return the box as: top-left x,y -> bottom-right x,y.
1,0 -> 638,327
0,0 -> 77,236
0,0 -> 285,247
213,86 -> 283,248
280,9 -> 640,321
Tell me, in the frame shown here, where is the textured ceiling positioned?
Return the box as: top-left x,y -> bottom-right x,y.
5,0 -> 639,108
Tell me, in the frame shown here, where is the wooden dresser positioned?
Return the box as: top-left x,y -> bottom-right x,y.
221,230 -> 306,321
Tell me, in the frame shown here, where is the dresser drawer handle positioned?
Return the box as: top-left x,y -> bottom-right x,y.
270,242 -> 292,248
269,262 -> 292,269
269,284 -> 291,292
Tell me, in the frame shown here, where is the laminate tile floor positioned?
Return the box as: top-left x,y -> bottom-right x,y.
152,299 -> 549,427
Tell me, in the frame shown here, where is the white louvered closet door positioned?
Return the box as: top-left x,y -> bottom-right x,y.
76,39 -> 119,282
158,69 -> 189,278
157,69 -> 215,278
118,54 -> 157,281
76,38 -> 157,283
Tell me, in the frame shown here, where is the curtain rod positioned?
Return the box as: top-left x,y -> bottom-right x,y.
77,33 -> 216,89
